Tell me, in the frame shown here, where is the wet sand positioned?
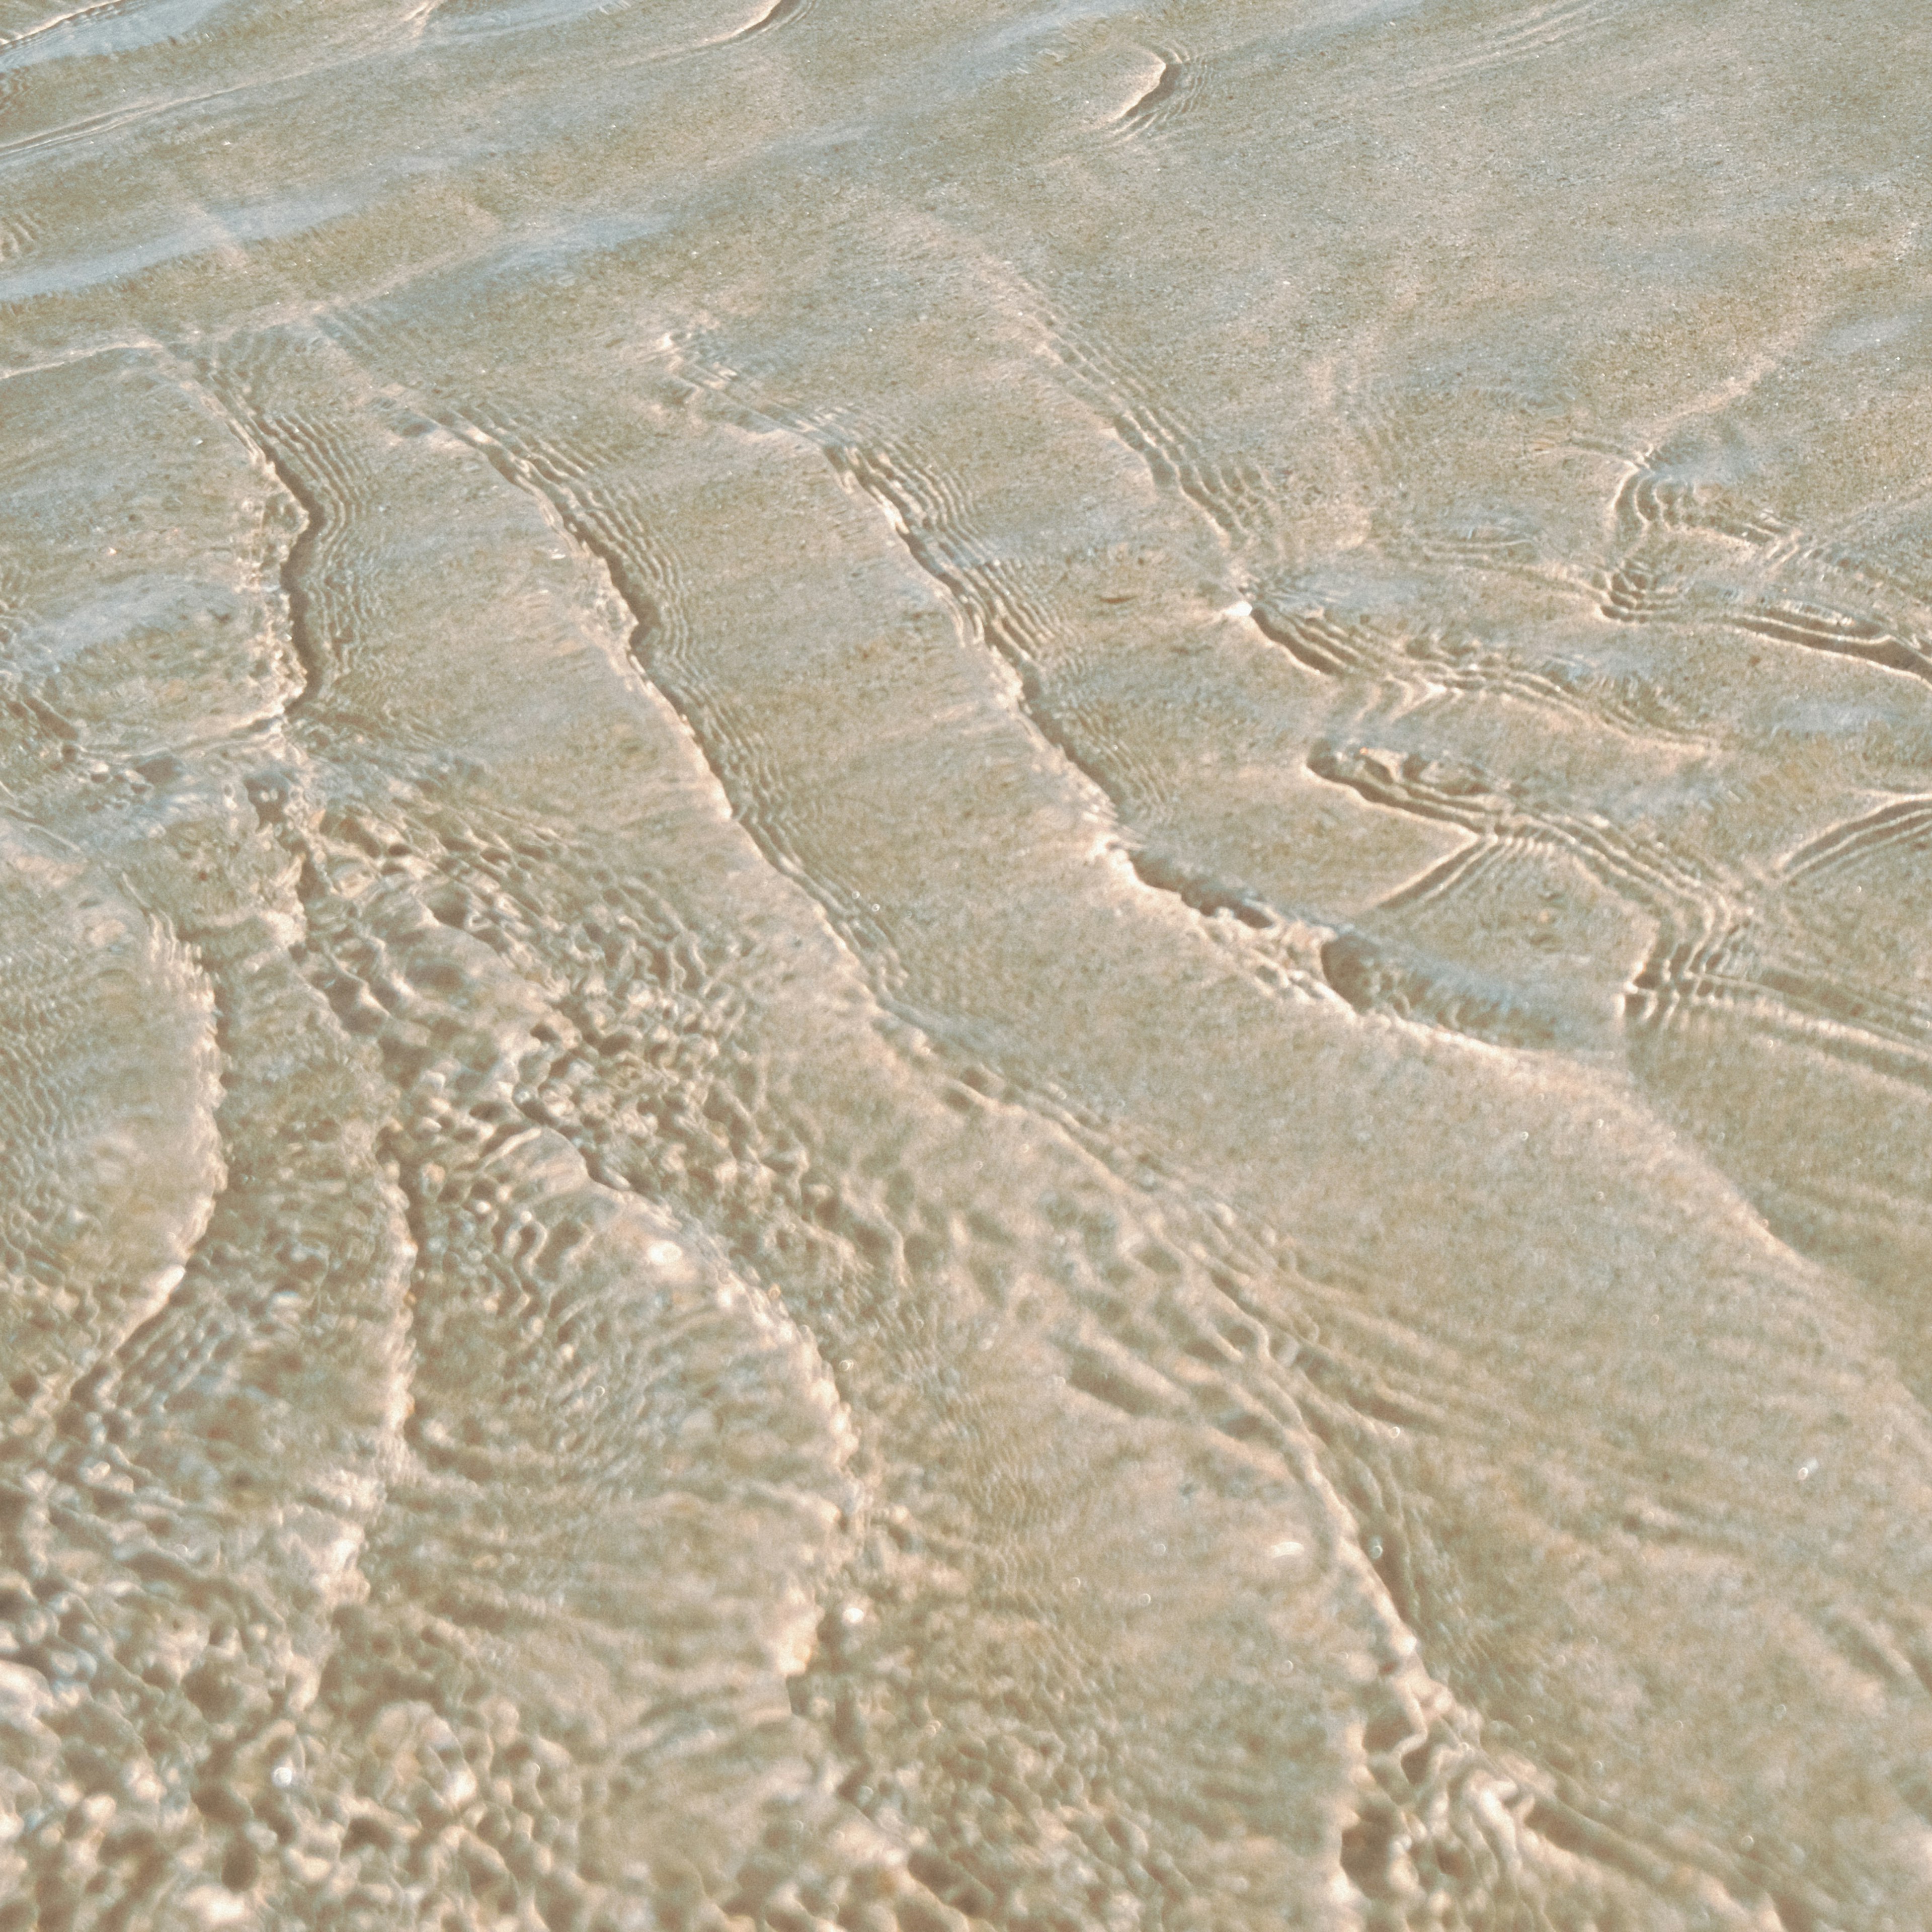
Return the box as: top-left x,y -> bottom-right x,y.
6,2 -> 1932,1925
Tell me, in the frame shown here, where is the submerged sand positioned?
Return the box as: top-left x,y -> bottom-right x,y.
5,1 -> 1932,1925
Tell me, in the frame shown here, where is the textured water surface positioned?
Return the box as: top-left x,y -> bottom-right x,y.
6,2 -> 1932,1926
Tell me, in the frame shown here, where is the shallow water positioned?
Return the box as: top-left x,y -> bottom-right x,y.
5,2 -> 1932,1926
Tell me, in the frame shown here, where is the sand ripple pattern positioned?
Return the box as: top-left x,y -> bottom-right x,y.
9,1 -> 1932,1928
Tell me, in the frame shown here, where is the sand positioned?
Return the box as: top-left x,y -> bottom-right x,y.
6,2 -> 1932,1925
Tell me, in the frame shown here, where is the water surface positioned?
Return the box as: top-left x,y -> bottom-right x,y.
6,2 -> 1932,1926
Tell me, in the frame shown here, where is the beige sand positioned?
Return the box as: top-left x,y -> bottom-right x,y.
6,1 -> 1932,1925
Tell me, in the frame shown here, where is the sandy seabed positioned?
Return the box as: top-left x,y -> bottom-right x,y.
5,2 -> 1932,1926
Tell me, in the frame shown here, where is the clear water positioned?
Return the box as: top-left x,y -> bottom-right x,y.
6,2 -> 1932,1925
